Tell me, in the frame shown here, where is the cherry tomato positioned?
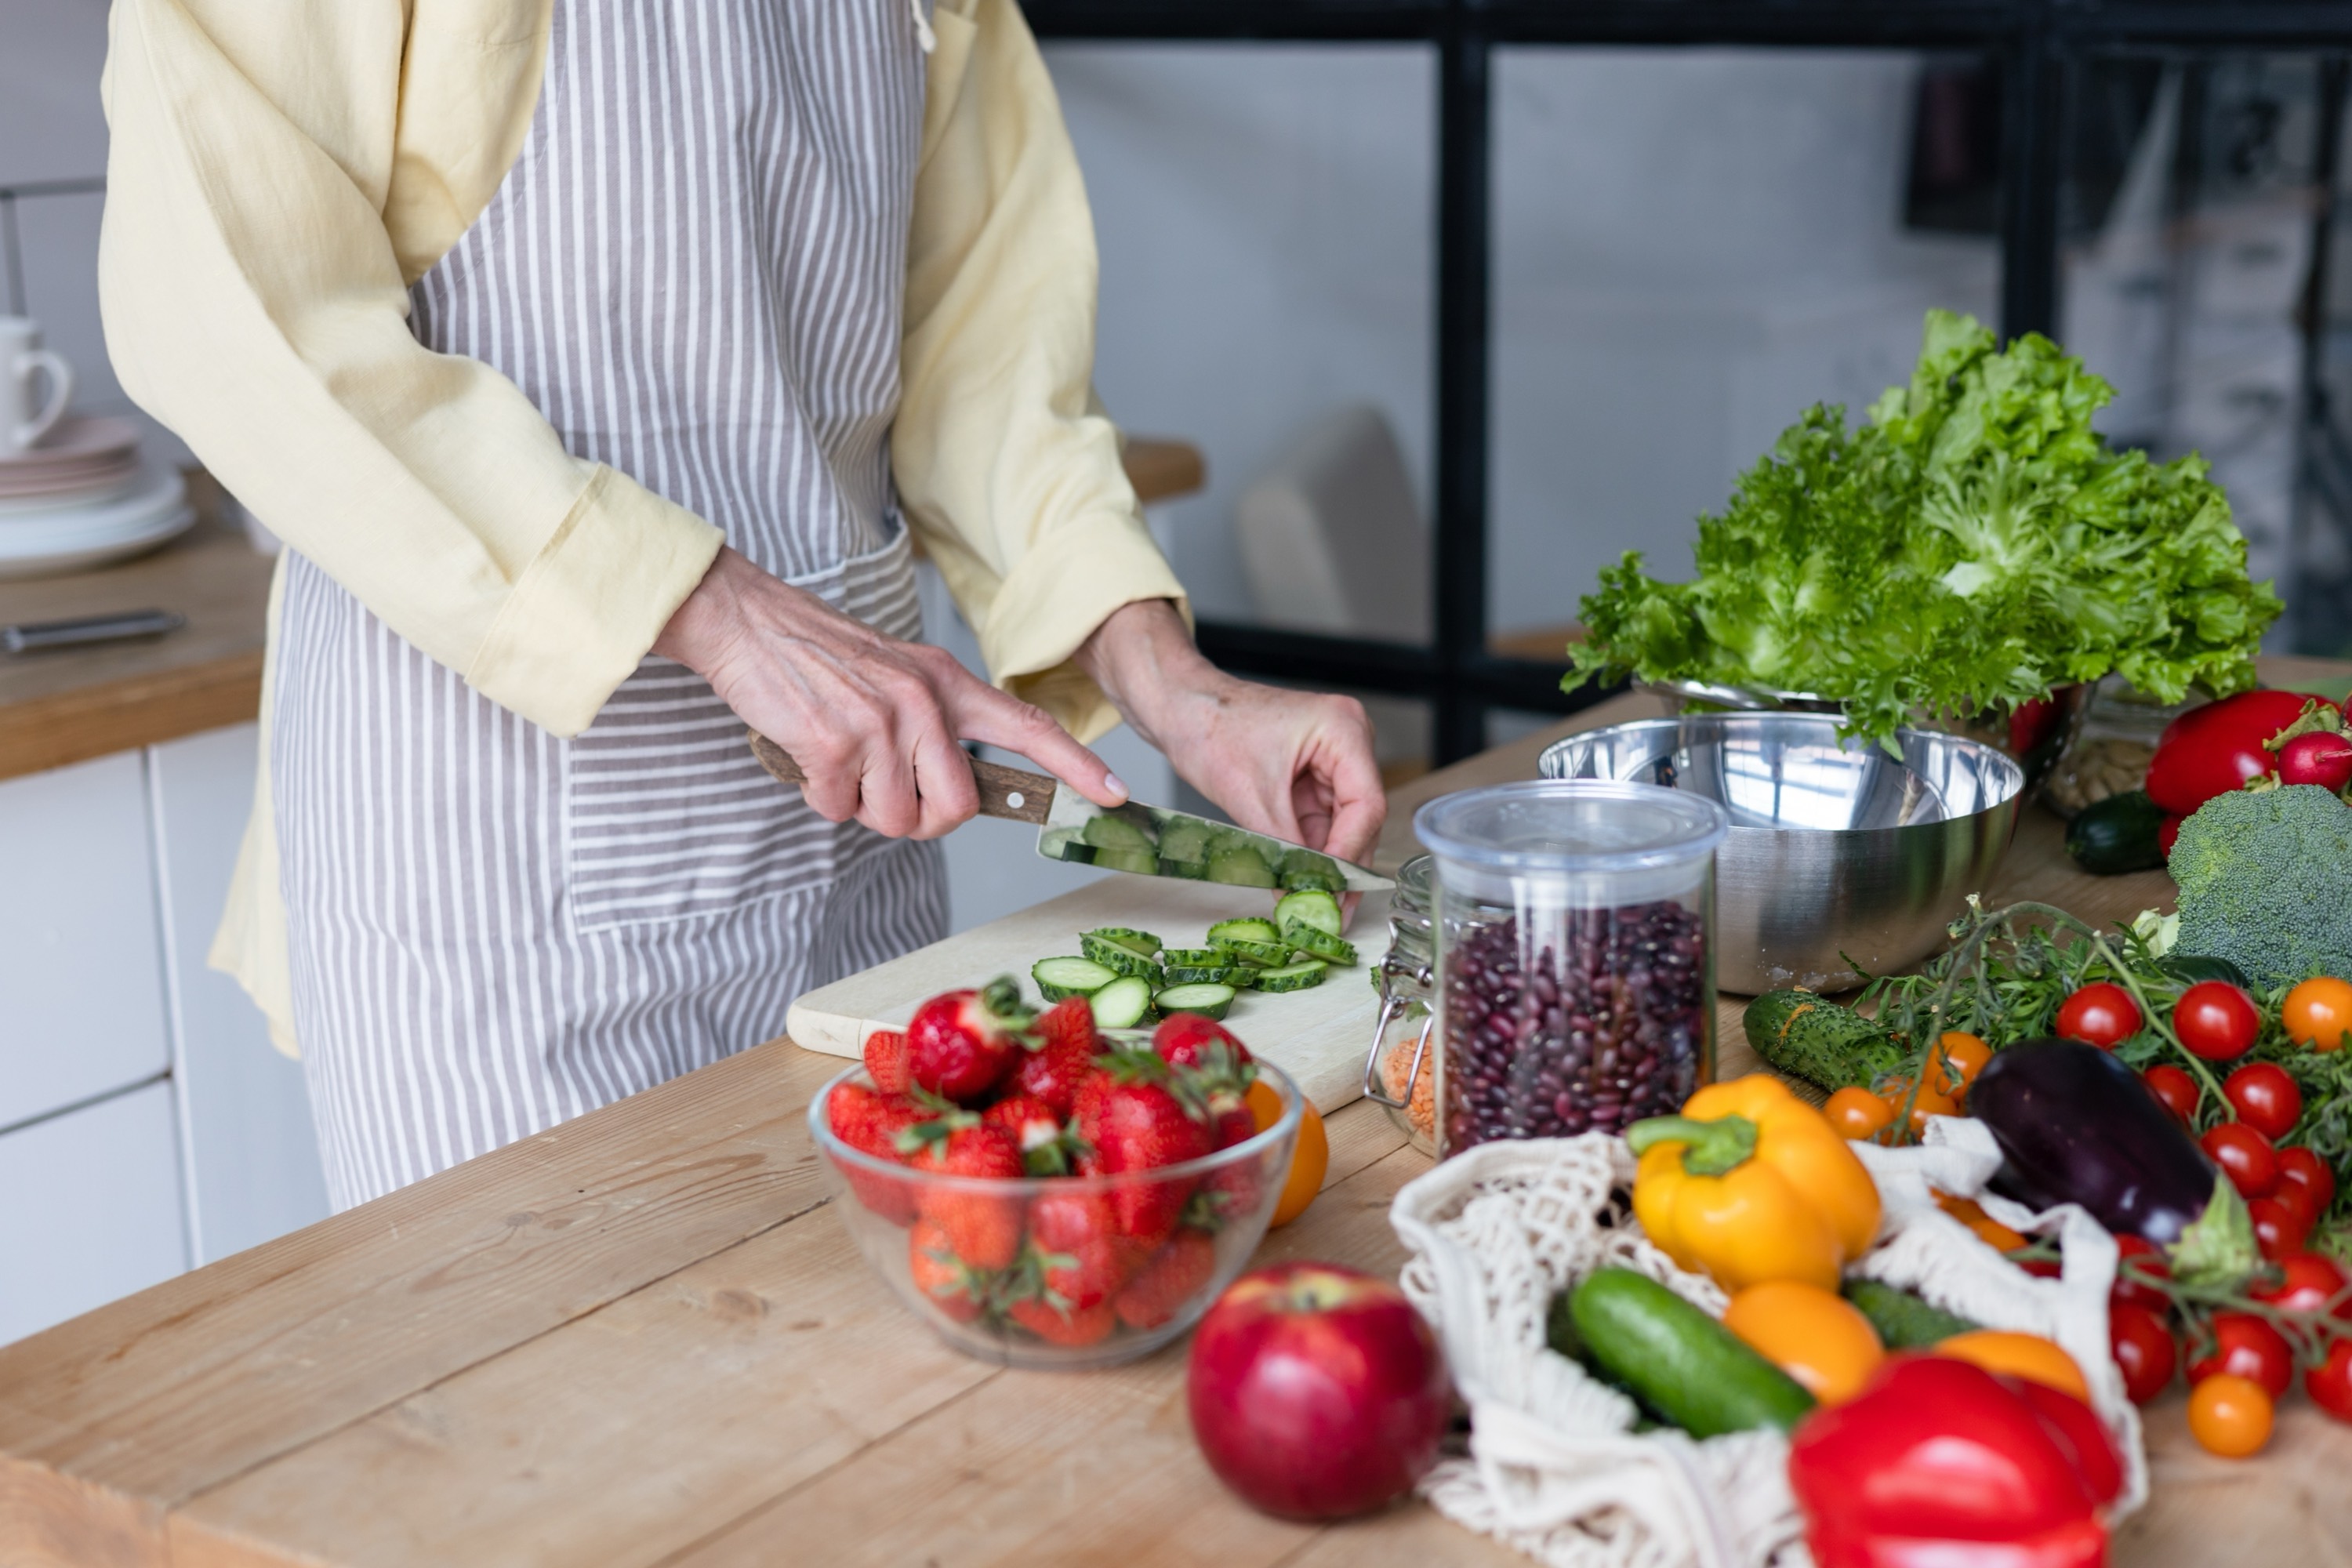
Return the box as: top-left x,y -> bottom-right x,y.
2252,1250 -> 2352,1320
2249,1195 -> 2311,1260
2285,976 -> 2352,1052
2174,980 -> 2263,1062
2111,1234 -> 2172,1313
2201,1122 -> 2280,1200
2108,1301 -> 2177,1404
2056,982 -> 2142,1050
2278,1145 -> 2339,1218
2308,1338 -> 2352,1424
2188,1311 -> 2295,1398
1929,1031 -> 1993,1098
1878,1076 -> 1958,1137
2223,1062 -> 2303,1141
1824,1086 -> 1896,1142
2142,1064 -> 2201,1125
2188,1373 -> 2274,1458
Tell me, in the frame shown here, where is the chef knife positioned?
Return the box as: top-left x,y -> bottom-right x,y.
748,731 -> 1391,892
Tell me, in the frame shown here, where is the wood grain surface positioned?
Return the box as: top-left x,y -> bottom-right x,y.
0,473 -> 274,781
5,665 -> 2349,1568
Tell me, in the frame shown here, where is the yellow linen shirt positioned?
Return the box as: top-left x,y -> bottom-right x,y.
98,0 -> 1187,1055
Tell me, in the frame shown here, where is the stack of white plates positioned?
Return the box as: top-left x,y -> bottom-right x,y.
0,417 -> 194,579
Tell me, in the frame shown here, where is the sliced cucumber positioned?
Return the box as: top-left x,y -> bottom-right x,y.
1252,960 -> 1329,993
1084,927 -> 1163,960
1158,855 -> 1208,880
1215,937 -> 1292,968
1080,932 -> 1164,980
1090,847 -> 1160,877
1087,975 -> 1156,1029
1083,813 -> 1157,851
1157,818 -> 1214,866
1277,851 -> 1345,894
1153,982 -> 1237,1021
1273,888 -> 1344,939
1160,947 -> 1229,967
1032,955 -> 1118,1000
1283,920 -> 1358,966
1163,964 -> 1251,987
1207,917 -> 1282,947
1205,844 -> 1278,888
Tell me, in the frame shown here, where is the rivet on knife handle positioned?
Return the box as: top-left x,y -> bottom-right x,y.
746,731 -> 1056,825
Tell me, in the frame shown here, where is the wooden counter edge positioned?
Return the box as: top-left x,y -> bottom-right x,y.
0,1451 -> 173,1568
0,648 -> 263,783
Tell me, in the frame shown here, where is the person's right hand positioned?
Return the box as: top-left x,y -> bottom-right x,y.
653,546 -> 1127,840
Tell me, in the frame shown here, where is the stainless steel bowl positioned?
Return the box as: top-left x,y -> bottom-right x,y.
1538,713 -> 2024,995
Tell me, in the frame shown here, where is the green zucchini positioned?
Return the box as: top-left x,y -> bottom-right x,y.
2064,789 -> 2167,876
1153,982 -> 1237,1021
1742,990 -> 1908,1094
1569,1269 -> 1816,1437
1087,975 -> 1156,1029
1080,932 -> 1165,980
1841,1278 -> 1980,1348
1273,888 -> 1344,939
1252,960 -> 1329,993
1031,956 -> 1117,1001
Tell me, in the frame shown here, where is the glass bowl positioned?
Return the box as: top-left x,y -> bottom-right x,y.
808,1060 -> 1305,1369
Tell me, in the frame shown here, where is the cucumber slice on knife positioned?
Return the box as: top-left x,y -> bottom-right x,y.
1273,888 -> 1344,939
1205,844 -> 1278,888
1251,960 -> 1329,993
1153,982 -> 1237,1022
1087,975 -> 1156,1029
1032,956 -> 1118,1001
1282,919 -> 1358,966
1083,814 -> 1158,852
1080,932 -> 1164,980
1277,851 -> 1345,894
1207,917 -> 1282,948
1090,847 -> 1160,877
1156,818 -> 1214,867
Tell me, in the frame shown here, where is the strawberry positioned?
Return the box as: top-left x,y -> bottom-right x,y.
1153,1012 -> 1252,1073
823,1080 -> 926,1224
905,977 -> 1035,1104
907,1217 -> 992,1323
901,1119 -> 1028,1270
981,1094 -> 1081,1177
1113,1228 -> 1218,1330
1022,1185 -> 1130,1311
862,1028 -> 911,1095
1076,1046 -> 1214,1239
1007,1296 -> 1118,1348
1013,996 -> 1103,1117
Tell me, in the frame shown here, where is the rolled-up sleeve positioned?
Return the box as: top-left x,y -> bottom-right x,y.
895,0 -> 1189,744
100,0 -> 722,738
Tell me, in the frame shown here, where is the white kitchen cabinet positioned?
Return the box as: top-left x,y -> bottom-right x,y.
0,1080 -> 187,1346
0,751 -> 170,1130
148,725 -> 330,1263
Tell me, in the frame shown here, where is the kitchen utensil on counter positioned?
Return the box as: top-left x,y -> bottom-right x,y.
1539,713 -> 2024,996
2,607 -> 184,654
0,317 -> 74,459
1645,676 -> 2087,800
1414,779 -> 1730,1157
810,1058 -> 1304,1368
750,733 -> 1391,892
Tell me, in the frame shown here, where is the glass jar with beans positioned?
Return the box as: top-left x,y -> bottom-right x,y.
1413,781 -> 1728,1158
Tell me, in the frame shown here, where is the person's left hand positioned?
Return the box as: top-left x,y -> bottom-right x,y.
1072,601 -> 1386,866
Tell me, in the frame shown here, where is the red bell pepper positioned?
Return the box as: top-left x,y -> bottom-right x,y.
2144,690 -> 2321,816
1788,1356 -> 2123,1568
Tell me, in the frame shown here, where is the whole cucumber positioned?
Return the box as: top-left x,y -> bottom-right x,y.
1742,991 -> 1907,1094
1569,1269 -> 1817,1437
2064,789 -> 2166,875
1841,1278 -> 1980,1348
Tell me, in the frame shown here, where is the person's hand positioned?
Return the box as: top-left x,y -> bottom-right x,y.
655,546 -> 1128,839
1073,600 -> 1386,866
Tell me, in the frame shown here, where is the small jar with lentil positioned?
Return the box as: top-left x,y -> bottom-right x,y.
1362,855 -> 1437,1155
1413,781 -> 1728,1157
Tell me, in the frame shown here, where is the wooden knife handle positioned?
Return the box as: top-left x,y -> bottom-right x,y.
746,730 -> 1057,826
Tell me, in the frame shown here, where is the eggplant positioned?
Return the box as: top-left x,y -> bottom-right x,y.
1969,1037 -> 2258,1287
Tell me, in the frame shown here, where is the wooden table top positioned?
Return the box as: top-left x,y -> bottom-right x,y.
0,473 -> 273,782
5,669 -> 2350,1567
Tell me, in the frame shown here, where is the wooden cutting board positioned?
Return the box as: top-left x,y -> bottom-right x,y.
786,877 -> 1392,1114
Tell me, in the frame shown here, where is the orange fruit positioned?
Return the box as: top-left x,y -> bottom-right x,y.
1824,1087 -> 1896,1142
1247,1078 -> 1329,1228
1722,1279 -> 1885,1404
1933,1329 -> 2089,1401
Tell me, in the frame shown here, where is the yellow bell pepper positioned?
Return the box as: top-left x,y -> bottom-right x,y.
1627,1075 -> 1882,1293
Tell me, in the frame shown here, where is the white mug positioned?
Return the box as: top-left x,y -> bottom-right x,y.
1,317 -> 74,459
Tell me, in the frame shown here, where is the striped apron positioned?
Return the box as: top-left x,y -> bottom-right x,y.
270,0 -> 947,1210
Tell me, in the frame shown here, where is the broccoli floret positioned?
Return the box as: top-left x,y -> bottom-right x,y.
2169,785 -> 2352,988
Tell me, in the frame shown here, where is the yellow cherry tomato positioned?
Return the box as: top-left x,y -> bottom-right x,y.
2285,976 -> 2352,1053
1934,1329 -> 2089,1401
1824,1086 -> 1896,1142
1247,1078 -> 1327,1228
2188,1373 -> 2274,1458
1722,1279 -> 1886,1404
1878,1075 -> 1960,1138
1929,1032 -> 1994,1097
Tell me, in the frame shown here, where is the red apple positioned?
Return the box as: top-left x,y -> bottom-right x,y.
1185,1261 -> 1451,1519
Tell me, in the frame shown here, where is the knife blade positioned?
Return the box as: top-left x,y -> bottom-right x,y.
747,731 -> 1391,892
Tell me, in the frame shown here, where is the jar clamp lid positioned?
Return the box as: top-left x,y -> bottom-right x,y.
1414,779 -> 1730,905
